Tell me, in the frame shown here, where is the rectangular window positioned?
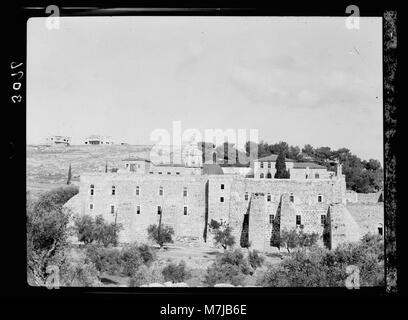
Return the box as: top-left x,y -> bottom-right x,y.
157,206 -> 162,215
183,206 -> 188,215
220,197 -> 224,203
149,172 -> 154,174
159,187 -> 163,196
112,186 -> 116,195
183,187 -> 187,197
90,189 -> 94,196
136,186 -> 140,195
111,205 -> 115,214
244,192 -> 249,201
90,203 -> 93,210
378,227 -> 383,236
176,172 -> 180,175
269,214 -> 274,224
167,172 -> 171,175
267,194 -> 271,202
136,205 -> 140,215
221,184 -> 224,190
318,195 -> 323,203
268,162 -> 271,168
260,162 -> 264,168
321,215 -> 326,225
290,194 -> 294,202
296,215 -> 301,225
158,172 -> 162,175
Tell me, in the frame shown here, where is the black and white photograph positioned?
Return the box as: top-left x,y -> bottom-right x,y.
4,3 -> 401,304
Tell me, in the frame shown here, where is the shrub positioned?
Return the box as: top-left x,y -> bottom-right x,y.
120,245 -> 144,277
162,260 -> 191,283
85,243 -> 157,277
137,243 -> 156,267
204,249 -> 251,286
248,250 -> 264,270
147,224 -> 174,248
85,244 -> 122,275
128,264 -> 164,287
204,263 -> 245,287
257,235 -> 384,287
27,186 -> 78,286
60,255 -> 100,287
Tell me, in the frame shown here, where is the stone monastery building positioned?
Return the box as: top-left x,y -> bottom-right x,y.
67,146 -> 384,251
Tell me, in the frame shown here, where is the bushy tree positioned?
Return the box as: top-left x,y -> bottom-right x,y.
147,224 -> 174,248
128,264 -> 164,287
209,220 -> 235,250
257,234 -> 384,287
162,260 -> 191,283
27,186 -> 79,286
73,214 -> 123,247
204,249 -> 252,286
279,228 -> 319,253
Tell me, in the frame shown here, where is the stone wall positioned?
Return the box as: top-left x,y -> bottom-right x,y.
78,172 -> 207,243
67,170 -> 382,251
347,203 -> 384,236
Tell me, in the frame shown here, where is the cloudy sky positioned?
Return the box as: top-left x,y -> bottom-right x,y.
27,16 -> 383,162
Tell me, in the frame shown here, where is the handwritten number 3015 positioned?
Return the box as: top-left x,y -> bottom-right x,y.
11,62 -> 23,103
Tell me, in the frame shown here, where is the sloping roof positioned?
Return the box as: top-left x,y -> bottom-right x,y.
122,157 -> 151,162
202,164 -> 224,175
256,154 -> 295,162
292,162 -> 326,169
155,163 -> 185,168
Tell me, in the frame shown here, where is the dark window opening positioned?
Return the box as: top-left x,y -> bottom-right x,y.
321,215 -> 326,225
267,194 -> 271,202
260,162 -> 264,168
221,184 -> 224,190
90,204 -> 93,210
269,215 -> 274,224
220,197 -> 224,203
378,227 -> 383,236
290,194 -> 294,202
183,187 -> 187,197
111,205 -> 115,214
111,186 -> 115,195
136,186 -> 140,195
296,215 -> 301,225
260,173 -> 264,178
183,206 -> 188,215
136,206 -> 140,214
244,193 -> 249,201
315,173 -> 320,179
157,206 -> 162,215
268,162 -> 271,168
318,195 -> 322,203
266,172 -> 272,179
159,187 -> 163,196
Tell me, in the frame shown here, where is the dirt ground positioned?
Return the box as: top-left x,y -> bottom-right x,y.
82,242 -> 284,287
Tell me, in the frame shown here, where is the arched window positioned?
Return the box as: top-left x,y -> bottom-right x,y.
260,173 -> 264,178
378,223 -> 383,236
315,173 -> 320,179
266,172 -> 272,179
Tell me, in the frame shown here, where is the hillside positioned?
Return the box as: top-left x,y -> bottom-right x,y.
26,145 -> 152,198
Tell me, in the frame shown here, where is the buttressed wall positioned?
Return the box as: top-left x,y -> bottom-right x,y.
68,169 -> 383,251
